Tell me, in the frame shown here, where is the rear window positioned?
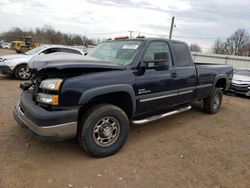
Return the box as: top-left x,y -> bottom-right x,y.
172,42 -> 193,67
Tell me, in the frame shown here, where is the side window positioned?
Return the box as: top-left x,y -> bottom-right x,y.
143,41 -> 172,68
60,48 -> 82,55
172,42 -> 193,67
42,48 -> 60,54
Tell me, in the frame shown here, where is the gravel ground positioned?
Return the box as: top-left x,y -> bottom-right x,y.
0,49 -> 250,188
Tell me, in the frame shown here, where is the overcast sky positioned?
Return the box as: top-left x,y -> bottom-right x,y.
1,0 -> 250,51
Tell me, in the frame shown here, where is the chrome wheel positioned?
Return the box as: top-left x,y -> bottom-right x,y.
213,93 -> 221,110
93,117 -> 120,147
18,66 -> 31,79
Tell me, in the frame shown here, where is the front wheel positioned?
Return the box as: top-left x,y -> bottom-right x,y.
14,65 -> 31,80
203,88 -> 223,114
78,104 -> 129,157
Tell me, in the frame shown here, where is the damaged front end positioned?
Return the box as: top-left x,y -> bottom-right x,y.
14,53 -> 126,140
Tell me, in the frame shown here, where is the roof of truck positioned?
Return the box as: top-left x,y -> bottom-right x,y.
104,37 -> 186,44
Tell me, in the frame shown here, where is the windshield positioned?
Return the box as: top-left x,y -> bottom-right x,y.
88,40 -> 142,65
25,46 -> 47,55
234,69 -> 250,76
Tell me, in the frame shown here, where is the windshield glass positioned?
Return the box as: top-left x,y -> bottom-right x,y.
88,40 -> 142,65
234,69 -> 250,76
25,46 -> 47,55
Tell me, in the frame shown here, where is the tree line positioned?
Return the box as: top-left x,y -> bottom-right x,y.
212,29 -> 250,56
0,25 -> 96,46
190,28 -> 250,56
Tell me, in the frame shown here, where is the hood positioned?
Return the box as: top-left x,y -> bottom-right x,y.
0,54 -> 32,61
28,53 -> 126,71
232,74 -> 250,85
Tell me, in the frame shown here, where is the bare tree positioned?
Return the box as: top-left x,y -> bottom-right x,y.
244,42 -> 250,56
190,43 -> 202,52
212,39 -> 226,54
225,29 -> 249,55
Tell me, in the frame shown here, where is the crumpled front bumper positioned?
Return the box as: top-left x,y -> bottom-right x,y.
13,91 -> 79,141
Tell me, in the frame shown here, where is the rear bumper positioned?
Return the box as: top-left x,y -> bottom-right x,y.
0,65 -> 13,75
13,91 -> 79,141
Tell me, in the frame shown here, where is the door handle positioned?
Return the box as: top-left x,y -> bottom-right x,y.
171,73 -> 177,78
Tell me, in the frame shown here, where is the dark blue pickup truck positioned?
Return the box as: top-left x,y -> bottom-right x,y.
13,38 -> 233,157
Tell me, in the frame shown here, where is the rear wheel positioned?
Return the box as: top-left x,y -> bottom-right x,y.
78,104 -> 129,157
14,65 -> 31,80
203,88 -> 223,114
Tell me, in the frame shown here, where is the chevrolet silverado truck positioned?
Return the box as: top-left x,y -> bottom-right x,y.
13,37 -> 233,157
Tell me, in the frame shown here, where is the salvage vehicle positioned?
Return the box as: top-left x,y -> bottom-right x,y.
13,37 -> 233,157
229,68 -> 250,97
0,45 -> 85,80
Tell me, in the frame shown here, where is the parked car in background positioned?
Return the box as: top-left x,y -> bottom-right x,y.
229,69 -> 250,97
0,45 -> 85,80
0,43 -> 11,49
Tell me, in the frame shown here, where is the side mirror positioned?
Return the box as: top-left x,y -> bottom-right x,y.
39,52 -> 45,55
154,52 -> 169,70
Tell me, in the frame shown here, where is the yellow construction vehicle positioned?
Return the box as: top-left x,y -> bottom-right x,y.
11,36 -> 39,53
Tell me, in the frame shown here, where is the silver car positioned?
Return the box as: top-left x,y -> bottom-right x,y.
0,45 -> 85,80
229,69 -> 250,97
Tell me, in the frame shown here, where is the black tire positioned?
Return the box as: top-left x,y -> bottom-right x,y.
14,65 -> 31,80
203,88 -> 223,114
20,46 -> 29,53
78,104 -> 129,157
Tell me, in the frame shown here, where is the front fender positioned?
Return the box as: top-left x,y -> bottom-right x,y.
78,84 -> 136,114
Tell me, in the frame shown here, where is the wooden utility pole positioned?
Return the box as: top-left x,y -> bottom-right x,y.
169,17 -> 175,39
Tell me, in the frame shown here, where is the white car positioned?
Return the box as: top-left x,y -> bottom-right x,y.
1,43 -> 11,49
229,69 -> 250,97
0,45 -> 85,80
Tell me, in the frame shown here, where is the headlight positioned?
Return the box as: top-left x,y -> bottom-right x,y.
37,93 -> 59,105
40,79 -> 63,91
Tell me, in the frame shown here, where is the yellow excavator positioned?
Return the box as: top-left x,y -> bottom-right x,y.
11,36 -> 39,53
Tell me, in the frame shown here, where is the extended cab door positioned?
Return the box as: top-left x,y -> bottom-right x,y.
135,41 -> 181,114
170,41 -> 196,104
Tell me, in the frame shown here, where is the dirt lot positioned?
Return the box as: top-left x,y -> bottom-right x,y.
0,49 -> 16,56
0,49 -> 250,188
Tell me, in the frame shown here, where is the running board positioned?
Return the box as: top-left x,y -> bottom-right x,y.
132,105 -> 192,124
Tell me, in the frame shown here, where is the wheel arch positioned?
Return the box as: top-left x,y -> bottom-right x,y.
213,75 -> 227,91
78,84 -> 136,119
13,62 -> 28,73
